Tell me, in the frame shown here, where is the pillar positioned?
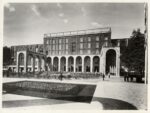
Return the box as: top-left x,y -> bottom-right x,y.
116,49 -> 120,76
82,56 -> 84,72
90,56 -> 93,73
32,56 -> 35,73
74,57 -> 76,72
51,57 -> 54,71
58,57 -> 61,72
66,57 -> 68,72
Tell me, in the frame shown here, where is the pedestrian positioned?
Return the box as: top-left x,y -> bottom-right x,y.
108,72 -> 110,78
59,72 -> 63,81
7,67 -> 11,77
102,73 -> 105,81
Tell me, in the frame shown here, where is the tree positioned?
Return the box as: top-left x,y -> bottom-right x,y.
121,29 -> 145,74
3,46 -> 11,66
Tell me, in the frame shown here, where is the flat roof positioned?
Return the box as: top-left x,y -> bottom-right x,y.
44,27 -> 111,38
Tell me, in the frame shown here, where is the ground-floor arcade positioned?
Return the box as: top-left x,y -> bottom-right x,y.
9,47 -> 120,76
46,47 -> 120,76
16,50 -> 46,73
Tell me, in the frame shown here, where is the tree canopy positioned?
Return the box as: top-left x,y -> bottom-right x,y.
121,29 -> 145,73
3,46 -> 11,66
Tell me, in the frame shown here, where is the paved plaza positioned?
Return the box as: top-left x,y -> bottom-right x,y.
2,77 -> 147,110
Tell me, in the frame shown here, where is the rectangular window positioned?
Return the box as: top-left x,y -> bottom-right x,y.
66,38 -> 68,43
88,43 -> 91,48
66,51 -> 68,54
80,38 -> 83,42
87,50 -> 91,54
88,37 -> 91,42
56,44 -> 58,50
53,40 -> 55,44
52,45 -> 55,50
96,49 -> 99,54
80,43 -> 83,49
59,51 -> 61,55
96,43 -> 99,48
71,42 -> 76,52
66,44 -> 68,49
59,39 -> 62,44
59,44 -> 61,50
96,36 -> 99,41
80,50 -> 83,54
49,45 -> 51,50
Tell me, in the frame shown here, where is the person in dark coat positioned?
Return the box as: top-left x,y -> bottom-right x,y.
102,73 -> 105,81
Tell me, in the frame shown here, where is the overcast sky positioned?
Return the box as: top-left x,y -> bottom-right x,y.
4,3 -> 145,46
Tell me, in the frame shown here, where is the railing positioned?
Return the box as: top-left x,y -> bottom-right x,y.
44,27 -> 111,38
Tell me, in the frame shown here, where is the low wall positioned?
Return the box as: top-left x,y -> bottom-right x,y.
3,81 -> 96,103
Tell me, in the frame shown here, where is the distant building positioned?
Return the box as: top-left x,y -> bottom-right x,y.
9,27 -> 129,76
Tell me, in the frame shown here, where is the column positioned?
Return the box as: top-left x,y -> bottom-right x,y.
24,52 -> 27,73
51,57 -> 54,71
58,57 -> 61,72
82,56 -> 84,72
66,57 -> 68,72
99,56 -> 101,73
90,56 -> 93,73
32,56 -> 35,73
116,49 -> 120,76
16,52 -> 19,73
74,57 -> 76,72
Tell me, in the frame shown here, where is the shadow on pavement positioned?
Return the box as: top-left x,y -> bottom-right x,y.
3,98 -> 71,108
92,97 -> 137,110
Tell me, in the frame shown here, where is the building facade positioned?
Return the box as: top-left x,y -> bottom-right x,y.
9,27 -> 127,76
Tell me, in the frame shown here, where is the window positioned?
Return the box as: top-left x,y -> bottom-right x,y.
53,40 -> 55,44
96,36 -> 99,41
59,44 -> 61,50
47,40 -> 49,44
96,43 -> 99,48
80,43 -> 83,49
87,50 -> 91,54
71,42 -> 76,52
88,37 -> 91,42
56,39 -> 58,44
49,45 -> 51,50
96,49 -> 99,54
56,45 -> 58,50
105,37 -> 108,40
66,39 -> 68,43
80,38 -> 83,42
52,45 -> 55,50
88,43 -> 91,48
59,51 -> 61,55
80,50 -> 83,54
59,39 -> 62,44
66,51 -> 68,54
66,44 -> 68,49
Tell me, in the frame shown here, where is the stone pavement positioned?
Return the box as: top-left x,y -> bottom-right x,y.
2,77 -> 147,110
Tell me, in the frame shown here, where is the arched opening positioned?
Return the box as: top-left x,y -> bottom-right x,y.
47,57 -> 52,71
84,56 -> 90,72
106,49 -> 116,75
53,57 -> 59,71
35,56 -> 40,71
93,56 -> 100,72
18,53 -> 24,72
68,56 -> 74,72
60,57 -> 66,72
27,54 -> 33,72
41,57 -> 45,71
76,56 -> 82,72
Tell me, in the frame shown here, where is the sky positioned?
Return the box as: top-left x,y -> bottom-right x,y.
4,3 -> 145,46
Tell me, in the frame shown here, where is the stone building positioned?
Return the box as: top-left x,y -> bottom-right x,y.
9,27 -> 128,76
